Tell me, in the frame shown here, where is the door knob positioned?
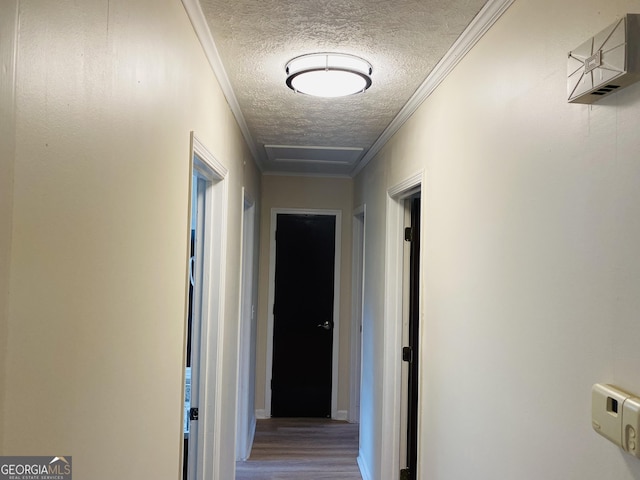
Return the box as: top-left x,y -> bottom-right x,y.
317,321 -> 331,331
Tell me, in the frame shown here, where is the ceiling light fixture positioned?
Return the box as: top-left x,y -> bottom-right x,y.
285,53 -> 373,98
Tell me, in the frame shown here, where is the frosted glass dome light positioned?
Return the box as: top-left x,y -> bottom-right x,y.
285,53 -> 373,98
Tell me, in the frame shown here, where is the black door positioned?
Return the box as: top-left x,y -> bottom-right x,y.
271,214 -> 336,417
406,197 -> 421,480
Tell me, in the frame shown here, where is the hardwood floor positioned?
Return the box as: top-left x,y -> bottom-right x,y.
235,418 -> 362,480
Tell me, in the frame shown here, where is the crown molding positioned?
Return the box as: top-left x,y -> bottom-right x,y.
181,0 -> 263,169
351,0 -> 515,177
181,0 -> 514,178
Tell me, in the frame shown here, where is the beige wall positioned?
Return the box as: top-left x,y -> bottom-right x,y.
255,175 -> 353,416
0,0 -> 19,448
356,0 -> 640,479
2,0 -> 260,479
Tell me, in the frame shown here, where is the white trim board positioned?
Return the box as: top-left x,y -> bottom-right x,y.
265,208 -> 342,419
352,0 -> 515,176
380,171 -> 424,479
262,171 -> 353,180
349,205 -> 366,424
180,0 -> 514,179
192,135 -> 228,179
187,132 -> 229,480
255,409 -> 269,420
358,453 -> 374,480
235,189 -> 257,462
180,0 -> 261,168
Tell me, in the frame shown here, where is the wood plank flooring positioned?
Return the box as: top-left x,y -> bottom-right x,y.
235,418 -> 362,480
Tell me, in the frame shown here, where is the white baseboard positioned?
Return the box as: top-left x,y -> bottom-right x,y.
255,409 -> 269,419
246,415 -> 256,459
236,414 -> 257,461
357,453 -> 372,480
335,410 -> 348,421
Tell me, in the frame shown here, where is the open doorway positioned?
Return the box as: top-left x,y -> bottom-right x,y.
182,133 -> 228,480
183,173 -> 205,480
400,195 -> 420,480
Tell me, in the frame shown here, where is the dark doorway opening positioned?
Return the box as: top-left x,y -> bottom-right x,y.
403,196 -> 421,480
271,214 -> 336,417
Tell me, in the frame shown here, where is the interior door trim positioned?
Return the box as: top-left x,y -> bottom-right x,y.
349,205 -> 366,424
183,132 -> 228,480
381,170 -> 424,480
265,208 -> 342,419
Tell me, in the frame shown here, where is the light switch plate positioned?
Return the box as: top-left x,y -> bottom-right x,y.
592,384 -> 630,447
622,396 -> 640,458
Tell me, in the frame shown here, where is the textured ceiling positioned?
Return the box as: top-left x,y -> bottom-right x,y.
197,0 -> 490,176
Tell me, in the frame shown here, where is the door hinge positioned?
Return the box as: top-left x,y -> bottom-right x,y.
404,227 -> 413,242
400,468 -> 411,480
189,407 -> 199,421
402,346 -> 413,363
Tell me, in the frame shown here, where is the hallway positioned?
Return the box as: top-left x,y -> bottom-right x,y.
235,418 -> 362,480
6,1 -> 640,479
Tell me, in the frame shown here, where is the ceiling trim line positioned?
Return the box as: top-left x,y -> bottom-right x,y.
180,0 -> 262,169
351,0 -> 515,177
262,171 -> 353,180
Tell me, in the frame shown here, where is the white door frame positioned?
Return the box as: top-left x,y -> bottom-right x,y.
236,189 -> 257,461
265,208 -> 342,419
380,171 -> 424,480
349,205 -> 366,424
184,132 -> 228,480
186,173 -> 206,480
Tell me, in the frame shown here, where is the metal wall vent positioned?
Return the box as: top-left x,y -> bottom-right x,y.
591,84 -> 621,96
568,14 -> 640,104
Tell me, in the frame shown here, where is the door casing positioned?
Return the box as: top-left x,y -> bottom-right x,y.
236,189 -> 257,460
381,171 -> 424,480
350,205 -> 366,424
182,133 -> 228,480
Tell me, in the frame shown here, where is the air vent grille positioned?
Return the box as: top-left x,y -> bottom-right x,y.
591,84 -> 621,96
567,14 -> 640,104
